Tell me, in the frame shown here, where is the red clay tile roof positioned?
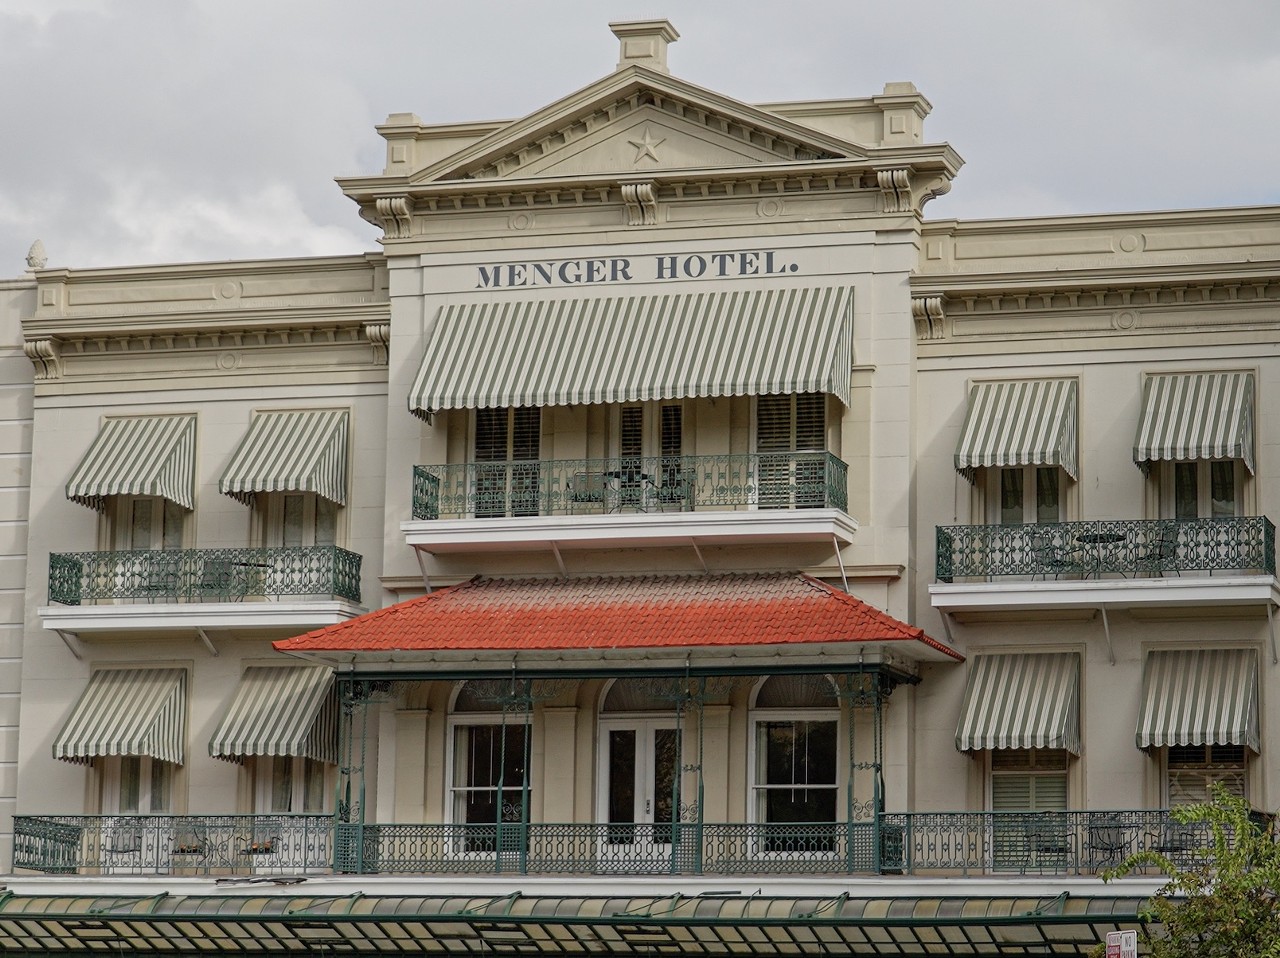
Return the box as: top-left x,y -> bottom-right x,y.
275,573 -> 958,659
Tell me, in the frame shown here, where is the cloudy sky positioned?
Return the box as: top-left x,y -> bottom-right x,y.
2,0 -> 1277,274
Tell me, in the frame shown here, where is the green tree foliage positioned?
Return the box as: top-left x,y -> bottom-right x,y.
1095,784 -> 1280,957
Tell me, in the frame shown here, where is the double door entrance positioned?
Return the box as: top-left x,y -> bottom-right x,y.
598,719 -> 683,861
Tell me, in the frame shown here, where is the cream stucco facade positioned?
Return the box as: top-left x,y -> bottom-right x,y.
0,17 -> 1276,953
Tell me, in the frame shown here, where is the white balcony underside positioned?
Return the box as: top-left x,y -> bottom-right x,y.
402,508 -> 859,554
39,601 -> 366,637
930,575 -> 1280,613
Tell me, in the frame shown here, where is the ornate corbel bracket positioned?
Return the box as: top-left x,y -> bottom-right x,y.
24,336 -> 62,380
363,321 -> 390,365
620,181 -> 658,226
911,295 -> 946,340
374,196 -> 415,239
877,168 -> 912,214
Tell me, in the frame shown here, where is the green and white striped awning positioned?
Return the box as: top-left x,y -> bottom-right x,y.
954,380 -> 1078,482
409,287 -> 852,417
219,410 -> 349,505
955,653 -> 1081,754
54,668 -> 186,765
1133,372 -> 1255,474
65,415 -> 196,511
1136,648 -> 1259,752
209,666 -> 338,764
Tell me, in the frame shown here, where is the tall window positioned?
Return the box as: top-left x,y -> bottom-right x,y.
990,748 -> 1069,870
1167,745 -> 1246,805
474,407 -> 540,517
751,675 -> 839,850
988,467 -> 1062,525
449,682 -> 532,851
756,393 -> 826,509
1162,461 -> 1240,520
616,403 -> 685,509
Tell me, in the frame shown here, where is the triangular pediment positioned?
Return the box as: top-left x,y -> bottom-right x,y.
410,67 -> 868,185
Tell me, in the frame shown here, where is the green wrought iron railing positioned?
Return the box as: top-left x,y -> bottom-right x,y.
411,452 -> 848,521
17,810 -> 1227,877
47,545 -> 362,606
936,516 -> 1276,582
13,814 -> 333,876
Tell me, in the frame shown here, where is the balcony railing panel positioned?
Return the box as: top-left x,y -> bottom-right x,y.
936,516 -> 1276,582
13,814 -> 332,876
47,546 -> 363,606
21,810 -> 1245,877
412,453 -> 848,520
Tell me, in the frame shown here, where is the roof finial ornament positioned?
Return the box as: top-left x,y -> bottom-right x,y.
25,239 -> 47,271
609,19 -> 679,74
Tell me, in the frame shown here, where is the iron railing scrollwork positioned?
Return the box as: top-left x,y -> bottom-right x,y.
47,545 -> 362,605
936,516 -> 1276,582
411,452 -> 849,520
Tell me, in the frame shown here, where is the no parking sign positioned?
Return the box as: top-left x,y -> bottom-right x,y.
1105,930 -> 1138,957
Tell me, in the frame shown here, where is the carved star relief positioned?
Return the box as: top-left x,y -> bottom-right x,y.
628,126 -> 665,164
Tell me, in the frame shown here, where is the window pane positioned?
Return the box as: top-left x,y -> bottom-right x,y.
302,758 -> 326,813
130,500 -> 153,550
149,761 -> 172,813
758,721 -> 837,786
282,494 -> 304,549
162,500 -> 184,550
315,497 -> 337,547
607,730 -> 636,839
119,756 -> 142,813
999,469 -> 1024,525
271,757 -> 293,813
1174,463 -> 1198,521
1210,461 -> 1236,518
1035,468 -> 1060,524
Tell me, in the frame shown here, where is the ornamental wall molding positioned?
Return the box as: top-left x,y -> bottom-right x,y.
364,169 -> 894,238
464,89 -> 838,181
24,323 -> 379,373
925,277 -> 1280,318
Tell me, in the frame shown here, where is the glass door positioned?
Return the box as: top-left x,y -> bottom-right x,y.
599,719 -> 681,866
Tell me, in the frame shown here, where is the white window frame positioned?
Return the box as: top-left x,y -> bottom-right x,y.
984,466 -> 1067,525
1163,744 -> 1248,806
1158,460 -> 1245,520
444,709 -> 534,856
746,686 -> 842,830
252,755 -> 332,815
100,755 -> 174,815
257,491 -> 341,548
107,495 -> 186,551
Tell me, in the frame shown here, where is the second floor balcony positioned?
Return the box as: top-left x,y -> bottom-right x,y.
932,516 -> 1278,614
13,808 -> 1236,879
40,546 -> 365,638
404,452 -> 857,555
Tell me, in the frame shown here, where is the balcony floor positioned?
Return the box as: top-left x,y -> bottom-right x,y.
39,600 -> 366,638
403,508 -> 859,554
930,574 -> 1280,614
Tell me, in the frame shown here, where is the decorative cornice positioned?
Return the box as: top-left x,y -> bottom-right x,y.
620,181 -> 658,226
911,296 -> 945,341
24,337 -> 61,380
878,169 -> 911,213
363,321 -> 390,364
930,277 -> 1280,318
34,323 -> 373,360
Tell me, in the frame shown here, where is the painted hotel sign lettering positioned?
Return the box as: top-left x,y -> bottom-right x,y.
475,250 -> 800,289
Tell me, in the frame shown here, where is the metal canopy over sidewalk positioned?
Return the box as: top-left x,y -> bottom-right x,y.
408,286 -> 853,417
0,891 -> 1148,956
